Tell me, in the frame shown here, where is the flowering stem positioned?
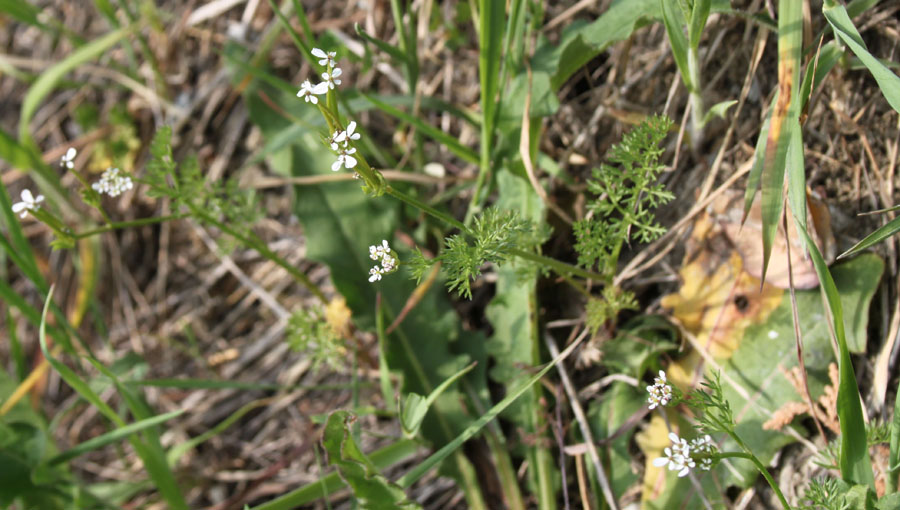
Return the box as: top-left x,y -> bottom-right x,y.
73,214 -> 188,239
716,452 -> 791,509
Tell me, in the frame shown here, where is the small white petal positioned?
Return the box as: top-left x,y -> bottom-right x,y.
652,457 -> 669,467
331,67 -> 342,78
331,159 -> 342,171
311,47 -> 326,59
11,202 -> 26,213
21,189 -> 34,203
65,147 -> 77,160
344,155 -> 357,168
311,82 -> 329,95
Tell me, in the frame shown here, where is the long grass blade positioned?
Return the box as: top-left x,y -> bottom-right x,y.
838,215 -> 900,260
46,409 -> 185,466
395,333 -> 586,489
793,218 -> 875,488
823,0 -> 900,113
758,0 -> 802,284
661,0 -> 693,91
20,26 -> 132,141
363,93 -> 479,164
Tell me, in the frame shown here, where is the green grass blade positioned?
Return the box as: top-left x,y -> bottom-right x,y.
798,41 -> 841,114
661,0 -> 693,91
363,93 -> 479,164
786,118 -> 806,239
889,382 -> 900,494
356,25 -> 407,63
395,334 -> 585,489
838,215 -> 900,260
167,399 -> 268,465
265,0 -> 313,65
46,409 -> 185,466
470,0 -> 505,212
793,219 -> 875,488
759,0 -> 802,284
823,0 -> 900,114
20,26 -> 132,142
39,288 -> 123,426
39,289 -> 189,509
688,0 -> 711,50
0,0 -> 43,28
249,439 -> 420,510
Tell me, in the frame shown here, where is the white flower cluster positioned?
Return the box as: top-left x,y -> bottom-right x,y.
92,167 -> 134,197
653,432 -> 716,477
11,189 -> 44,218
330,121 -> 360,171
368,240 -> 397,282
647,370 -> 673,410
295,48 -> 339,105
60,147 -> 77,169
295,48 -> 364,174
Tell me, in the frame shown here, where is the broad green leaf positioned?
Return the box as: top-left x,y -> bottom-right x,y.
839,215 -> 900,260
484,168 -> 554,504
323,411 -> 423,510
534,0 -> 659,90
599,315 -> 678,379
660,0 -> 693,91
651,254 -> 881,506
589,382 -> 644,496
823,0 -> 900,114
794,219 -> 875,489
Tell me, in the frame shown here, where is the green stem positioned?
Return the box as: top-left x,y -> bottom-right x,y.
73,214 -> 188,238
194,210 -> 328,303
687,45 -> 704,147
717,452 -> 791,510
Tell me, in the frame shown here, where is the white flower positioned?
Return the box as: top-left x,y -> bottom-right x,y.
297,79 -> 329,104
367,241 -> 397,282
647,370 -> 673,409
690,435 -> 715,455
322,67 -> 342,89
92,167 -> 134,197
653,432 -> 695,477
311,47 -> 336,67
60,147 -> 77,169
335,121 -> 360,147
331,147 -> 357,171
11,189 -> 44,218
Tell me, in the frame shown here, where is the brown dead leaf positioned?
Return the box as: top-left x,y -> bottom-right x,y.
711,189 -> 835,289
